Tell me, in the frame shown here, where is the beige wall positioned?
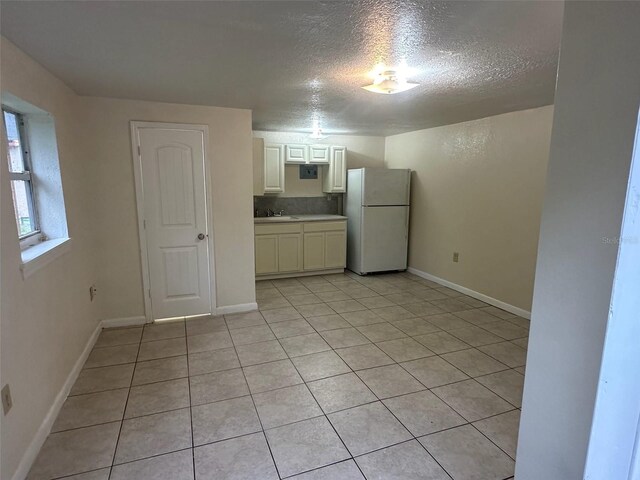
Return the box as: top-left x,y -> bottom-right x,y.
1,38 -> 100,480
385,106 -> 554,312
252,131 -> 385,196
78,97 -> 255,320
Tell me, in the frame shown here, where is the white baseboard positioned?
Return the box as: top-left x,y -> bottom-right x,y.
101,308 -> 261,325
215,302 -> 258,315
100,315 -> 148,328
255,268 -> 344,281
11,321 -> 103,480
407,267 -> 531,320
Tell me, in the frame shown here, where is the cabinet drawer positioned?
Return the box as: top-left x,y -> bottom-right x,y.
303,221 -> 346,233
255,223 -> 302,235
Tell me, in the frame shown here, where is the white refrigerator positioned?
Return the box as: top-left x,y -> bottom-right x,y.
345,168 -> 411,275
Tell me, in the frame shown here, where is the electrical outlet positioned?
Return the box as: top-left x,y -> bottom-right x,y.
2,384 -> 13,415
453,252 -> 459,263
89,284 -> 97,301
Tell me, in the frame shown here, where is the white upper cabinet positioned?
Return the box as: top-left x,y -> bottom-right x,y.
323,146 -> 347,193
309,145 -> 330,164
285,144 -> 330,165
258,142 -> 345,193
285,144 -> 309,164
264,144 -> 285,193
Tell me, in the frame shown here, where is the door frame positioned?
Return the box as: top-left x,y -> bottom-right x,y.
130,121 -> 216,323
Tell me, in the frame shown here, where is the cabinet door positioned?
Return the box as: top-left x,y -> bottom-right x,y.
285,144 -> 309,164
324,230 -> 347,268
331,146 -> 347,192
303,232 -> 325,270
309,145 -> 330,164
255,235 -> 278,274
264,144 -> 285,193
323,146 -> 347,193
278,234 -> 303,272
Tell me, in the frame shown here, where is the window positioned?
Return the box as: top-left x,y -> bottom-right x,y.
2,93 -> 70,277
3,108 -> 39,240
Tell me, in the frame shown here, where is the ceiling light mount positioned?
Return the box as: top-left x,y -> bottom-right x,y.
362,69 -> 419,95
309,127 -> 327,140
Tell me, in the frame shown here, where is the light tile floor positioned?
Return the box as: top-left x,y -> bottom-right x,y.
28,271 -> 527,480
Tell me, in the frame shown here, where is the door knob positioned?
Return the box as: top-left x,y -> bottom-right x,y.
197,233 -> 206,240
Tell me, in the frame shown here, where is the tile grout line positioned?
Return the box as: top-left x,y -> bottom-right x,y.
270,274 -> 521,477
348,274 -> 520,474
469,421 -> 520,463
296,308 -> 459,480
54,361 -> 526,436
259,310 -> 365,479
67,326 -> 525,425
351,372 -> 456,479
51,400 -> 520,477
224,314 -> 284,480
54,354 -> 525,438
428,384 -> 521,463
260,288 -> 455,478
183,321 -> 197,480
107,323 -> 145,480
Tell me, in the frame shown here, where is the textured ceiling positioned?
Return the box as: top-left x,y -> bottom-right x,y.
0,1 -> 563,136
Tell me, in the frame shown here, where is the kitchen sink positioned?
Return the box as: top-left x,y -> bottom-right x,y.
254,216 -> 299,223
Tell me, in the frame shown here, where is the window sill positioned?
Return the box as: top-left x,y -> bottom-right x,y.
21,237 -> 72,279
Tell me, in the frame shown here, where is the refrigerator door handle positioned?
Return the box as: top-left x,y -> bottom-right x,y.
405,208 -> 410,239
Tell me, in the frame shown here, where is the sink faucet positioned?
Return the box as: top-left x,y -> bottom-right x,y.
267,208 -> 274,217
274,210 -> 285,217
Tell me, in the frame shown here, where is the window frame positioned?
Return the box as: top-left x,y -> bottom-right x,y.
2,106 -> 41,247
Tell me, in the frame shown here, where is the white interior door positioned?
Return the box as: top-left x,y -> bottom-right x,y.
136,125 -> 211,319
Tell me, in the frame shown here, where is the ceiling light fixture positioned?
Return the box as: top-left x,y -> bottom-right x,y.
309,118 -> 327,139
362,63 -> 419,94
309,128 -> 327,139
362,69 -> 419,94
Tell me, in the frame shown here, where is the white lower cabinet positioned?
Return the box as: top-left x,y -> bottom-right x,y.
278,234 -> 303,272
255,234 -> 279,274
324,230 -> 347,268
303,233 -> 326,271
255,220 -> 346,277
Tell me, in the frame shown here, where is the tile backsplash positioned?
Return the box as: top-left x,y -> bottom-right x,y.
254,195 -> 342,217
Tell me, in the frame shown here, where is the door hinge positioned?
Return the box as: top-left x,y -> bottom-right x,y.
137,145 -> 141,156
143,219 -> 146,229
148,289 -> 151,298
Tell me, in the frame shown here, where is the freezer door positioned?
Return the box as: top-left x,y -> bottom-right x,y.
360,206 -> 409,273
362,168 -> 411,206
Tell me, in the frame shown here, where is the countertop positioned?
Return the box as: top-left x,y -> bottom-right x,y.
254,214 -> 347,224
